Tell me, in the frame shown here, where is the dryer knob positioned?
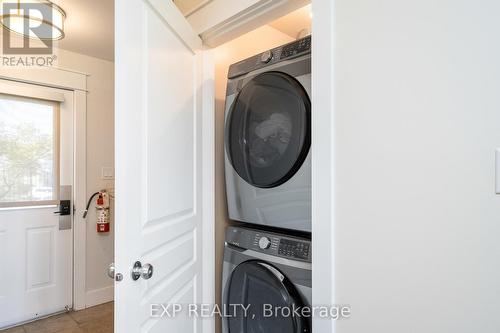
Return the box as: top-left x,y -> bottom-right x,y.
258,236 -> 271,249
260,50 -> 273,63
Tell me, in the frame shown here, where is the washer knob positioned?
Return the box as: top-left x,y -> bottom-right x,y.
258,236 -> 271,249
260,50 -> 273,63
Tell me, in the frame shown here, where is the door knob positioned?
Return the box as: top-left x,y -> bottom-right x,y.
108,263 -> 123,282
107,263 -> 115,279
131,261 -> 154,281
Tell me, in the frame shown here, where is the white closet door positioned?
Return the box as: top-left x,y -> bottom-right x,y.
115,0 -> 213,332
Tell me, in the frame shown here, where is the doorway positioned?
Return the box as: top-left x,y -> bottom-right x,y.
0,80 -> 75,328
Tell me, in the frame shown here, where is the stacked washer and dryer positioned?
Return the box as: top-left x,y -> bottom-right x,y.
222,35 -> 312,333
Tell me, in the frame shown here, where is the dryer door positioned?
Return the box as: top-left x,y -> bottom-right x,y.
225,261 -> 310,333
225,72 -> 311,188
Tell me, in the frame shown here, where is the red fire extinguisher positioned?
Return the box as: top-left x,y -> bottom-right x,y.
83,190 -> 111,233
96,192 -> 110,232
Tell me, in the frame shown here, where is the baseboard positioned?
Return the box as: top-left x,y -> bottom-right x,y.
85,285 -> 114,308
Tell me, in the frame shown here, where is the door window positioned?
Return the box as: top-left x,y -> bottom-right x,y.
0,94 -> 59,207
225,72 -> 311,188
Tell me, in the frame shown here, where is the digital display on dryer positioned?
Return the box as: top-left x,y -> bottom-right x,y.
280,37 -> 311,58
278,239 -> 310,260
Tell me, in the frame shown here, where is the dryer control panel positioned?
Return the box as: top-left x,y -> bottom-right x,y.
278,239 -> 310,260
280,36 -> 311,58
228,35 -> 312,79
225,226 -> 311,262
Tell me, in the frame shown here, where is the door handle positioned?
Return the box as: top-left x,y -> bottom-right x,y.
108,263 -> 123,282
54,200 -> 71,215
131,261 -> 153,281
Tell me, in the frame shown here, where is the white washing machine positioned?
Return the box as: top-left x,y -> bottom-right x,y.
222,226 -> 312,333
224,36 -> 311,232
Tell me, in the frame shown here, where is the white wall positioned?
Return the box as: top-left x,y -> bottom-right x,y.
57,49 -> 115,307
332,0 -> 500,332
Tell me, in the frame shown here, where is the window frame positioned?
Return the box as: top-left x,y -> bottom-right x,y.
0,94 -> 61,208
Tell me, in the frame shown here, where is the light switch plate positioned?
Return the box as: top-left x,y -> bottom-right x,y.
496,149 -> 500,194
101,167 -> 114,180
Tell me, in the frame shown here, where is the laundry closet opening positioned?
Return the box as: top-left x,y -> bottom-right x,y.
211,5 -> 312,332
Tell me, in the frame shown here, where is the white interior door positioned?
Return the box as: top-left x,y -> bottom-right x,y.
0,80 -> 74,328
115,0 -> 213,332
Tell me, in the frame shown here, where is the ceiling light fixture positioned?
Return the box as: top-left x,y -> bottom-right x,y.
0,0 -> 66,40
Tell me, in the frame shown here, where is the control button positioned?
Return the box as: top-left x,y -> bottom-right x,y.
260,50 -> 273,63
258,236 -> 271,249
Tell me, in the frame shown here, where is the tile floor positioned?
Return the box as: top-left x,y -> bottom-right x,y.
1,302 -> 113,333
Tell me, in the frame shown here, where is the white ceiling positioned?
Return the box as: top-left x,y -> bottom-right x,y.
52,0 -> 114,61
269,4 -> 311,39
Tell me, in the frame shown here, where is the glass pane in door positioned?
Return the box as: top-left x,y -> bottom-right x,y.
0,94 -> 59,207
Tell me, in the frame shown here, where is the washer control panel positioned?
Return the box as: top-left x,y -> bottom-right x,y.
258,236 -> 272,249
252,233 -> 279,252
226,226 -> 311,262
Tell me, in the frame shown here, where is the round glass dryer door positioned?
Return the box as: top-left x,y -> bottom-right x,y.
225,72 -> 311,188
226,261 -> 310,333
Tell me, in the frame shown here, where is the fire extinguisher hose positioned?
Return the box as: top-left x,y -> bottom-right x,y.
83,191 -> 101,218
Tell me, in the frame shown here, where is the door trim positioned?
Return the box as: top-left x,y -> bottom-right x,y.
0,66 -> 88,311
311,0 -> 336,332
0,66 -> 87,91
73,89 -> 87,310
201,48 -> 216,333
